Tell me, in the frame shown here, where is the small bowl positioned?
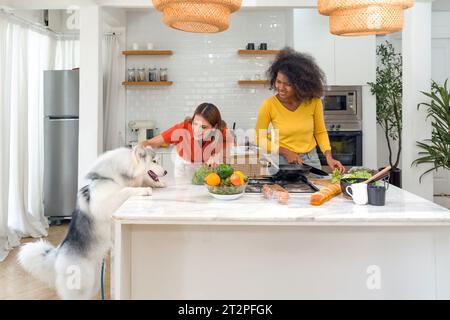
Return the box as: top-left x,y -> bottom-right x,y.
206,183 -> 247,200
340,178 -> 367,199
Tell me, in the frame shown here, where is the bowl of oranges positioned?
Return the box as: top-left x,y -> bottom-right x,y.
204,164 -> 248,200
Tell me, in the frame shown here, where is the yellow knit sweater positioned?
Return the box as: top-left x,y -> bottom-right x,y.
255,96 -> 331,154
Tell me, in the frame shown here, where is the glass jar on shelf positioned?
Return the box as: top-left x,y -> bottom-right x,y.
160,68 -> 168,82
148,68 -> 156,82
127,68 -> 136,82
154,68 -> 160,82
137,68 -> 146,82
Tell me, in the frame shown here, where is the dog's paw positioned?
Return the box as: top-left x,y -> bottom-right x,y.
135,187 -> 152,196
154,180 -> 167,188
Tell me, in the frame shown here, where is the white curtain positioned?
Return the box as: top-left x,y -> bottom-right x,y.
55,37 -> 80,70
103,34 -> 125,151
0,17 -> 56,261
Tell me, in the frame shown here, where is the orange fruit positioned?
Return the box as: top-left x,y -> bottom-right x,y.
234,171 -> 246,184
230,173 -> 242,186
205,173 -> 221,186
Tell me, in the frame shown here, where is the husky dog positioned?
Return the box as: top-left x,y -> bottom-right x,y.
18,146 -> 167,300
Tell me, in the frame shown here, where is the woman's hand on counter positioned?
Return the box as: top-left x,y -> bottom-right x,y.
325,151 -> 346,174
279,146 -> 304,164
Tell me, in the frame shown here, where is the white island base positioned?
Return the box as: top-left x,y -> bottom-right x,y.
111,181 -> 450,300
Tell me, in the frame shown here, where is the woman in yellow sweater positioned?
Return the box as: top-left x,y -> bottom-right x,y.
255,48 -> 345,174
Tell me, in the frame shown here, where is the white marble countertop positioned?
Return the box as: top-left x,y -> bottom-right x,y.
113,179 -> 450,226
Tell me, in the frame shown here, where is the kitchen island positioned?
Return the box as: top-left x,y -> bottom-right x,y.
111,179 -> 450,299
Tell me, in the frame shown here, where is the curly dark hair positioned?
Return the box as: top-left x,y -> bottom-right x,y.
268,47 -> 326,102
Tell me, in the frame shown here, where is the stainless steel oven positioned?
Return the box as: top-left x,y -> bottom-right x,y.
317,86 -> 363,170
317,131 -> 363,168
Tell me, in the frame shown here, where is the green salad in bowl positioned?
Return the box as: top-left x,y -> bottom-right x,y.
332,167 -> 379,199
331,167 -> 378,184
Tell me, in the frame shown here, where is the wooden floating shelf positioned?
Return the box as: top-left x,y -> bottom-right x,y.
122,50 -> 173,56
238,50 -> 281,55
238,80 -> 270,85
122,81 -> 173,86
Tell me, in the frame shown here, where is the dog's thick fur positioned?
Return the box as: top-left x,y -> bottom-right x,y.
18,146 -> 167,300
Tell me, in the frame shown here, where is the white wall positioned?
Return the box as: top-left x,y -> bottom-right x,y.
103,7 -> 127,150
292,8 -> 376,86
125,9 -> 292,144
293,9 -> 335,84
78,6 -> 103,188
402,2 -> 433,201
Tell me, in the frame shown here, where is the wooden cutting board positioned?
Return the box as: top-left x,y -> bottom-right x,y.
310,178 -> 335,187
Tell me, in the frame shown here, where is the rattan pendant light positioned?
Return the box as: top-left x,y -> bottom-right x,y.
318,0 -> 415,36
152,0 -> 242,33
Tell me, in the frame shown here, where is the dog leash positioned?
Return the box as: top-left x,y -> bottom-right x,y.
101,258 -> 105,301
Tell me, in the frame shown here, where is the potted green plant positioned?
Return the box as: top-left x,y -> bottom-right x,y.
413,79 -> 450,182
368,41 -> 403,187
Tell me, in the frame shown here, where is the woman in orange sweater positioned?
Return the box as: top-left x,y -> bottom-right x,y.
255,48 -> 345,174
140,103 -> 233,178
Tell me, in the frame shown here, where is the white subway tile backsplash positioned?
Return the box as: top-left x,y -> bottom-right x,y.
125,9 -> 290,144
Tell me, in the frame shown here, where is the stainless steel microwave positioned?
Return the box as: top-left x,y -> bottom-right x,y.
322,85 -> 362,122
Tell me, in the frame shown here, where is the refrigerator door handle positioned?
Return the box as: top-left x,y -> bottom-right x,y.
46,118 -> 79,121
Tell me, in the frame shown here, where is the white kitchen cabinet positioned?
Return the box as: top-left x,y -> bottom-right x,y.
293,8 -> 335,83
293,9 -> 376,86
334,36 -> 376,85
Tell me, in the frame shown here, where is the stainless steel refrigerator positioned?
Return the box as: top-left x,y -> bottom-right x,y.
43,70 -> 79,223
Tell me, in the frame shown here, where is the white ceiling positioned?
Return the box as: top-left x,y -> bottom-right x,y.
2,0 -> 448,11
0,0 -> 94,10
1,0 -> 318,10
